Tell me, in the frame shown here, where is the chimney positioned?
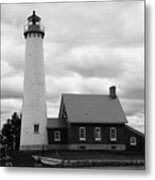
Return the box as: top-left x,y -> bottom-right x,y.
109,86 -> 116,99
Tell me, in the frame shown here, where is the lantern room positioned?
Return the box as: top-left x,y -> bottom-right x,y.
24,11 -> 45,39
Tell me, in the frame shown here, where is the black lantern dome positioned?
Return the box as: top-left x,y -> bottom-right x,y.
27,11 -> 41,24
24,11 -> 45,39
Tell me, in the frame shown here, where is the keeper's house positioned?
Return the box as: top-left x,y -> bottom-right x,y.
47,86 -> 144,153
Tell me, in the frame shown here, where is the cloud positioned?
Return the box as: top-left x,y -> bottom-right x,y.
47,101 -> 60,118
65,46 -> 133,78
1,61 -> 15,78
45,45 -> 127,78
1,98 -> 22,114
120,98 -> 144,117
1,76 -> 23,99
41,1 -> 144,48
118,47 -> 144,100
127,113 -> 145,133
1,1 -> 144,132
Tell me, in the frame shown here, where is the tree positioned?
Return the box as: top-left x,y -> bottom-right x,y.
1,112 -> 21,150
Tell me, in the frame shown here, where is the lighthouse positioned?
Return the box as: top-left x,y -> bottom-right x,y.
20,11 -> 47,150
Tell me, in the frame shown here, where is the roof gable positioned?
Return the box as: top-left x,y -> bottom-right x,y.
62,94 -> 128,124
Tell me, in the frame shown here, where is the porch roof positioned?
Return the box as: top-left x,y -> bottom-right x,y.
47,118 -> 67,129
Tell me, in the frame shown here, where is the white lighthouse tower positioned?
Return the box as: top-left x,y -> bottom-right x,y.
20,11 -> 47,150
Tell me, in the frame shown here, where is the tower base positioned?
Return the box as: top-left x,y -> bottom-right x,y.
20,144 -> 47,151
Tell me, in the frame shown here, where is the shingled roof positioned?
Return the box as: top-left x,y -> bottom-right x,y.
62,94 -> 128,124
47,118 -> 66,128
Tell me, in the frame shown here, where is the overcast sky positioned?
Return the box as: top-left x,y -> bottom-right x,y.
1,1 -> 144,132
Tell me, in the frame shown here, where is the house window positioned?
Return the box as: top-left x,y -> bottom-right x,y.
94,127 -> 101,141
79,127 -> 86,141
54,130 -> 61,141
110,127 -> 117,141
130,136 -> 137,146
34,124 -> 39,134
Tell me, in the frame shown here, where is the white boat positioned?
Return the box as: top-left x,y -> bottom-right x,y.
40,157 -> 63,166
32,155 -> 63,166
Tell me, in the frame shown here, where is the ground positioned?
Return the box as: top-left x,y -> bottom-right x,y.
0,150 -> 145,169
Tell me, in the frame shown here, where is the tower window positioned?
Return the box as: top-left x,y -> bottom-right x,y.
110,127 -> 117,141
34,124 -> 39,134
79,127 -> 86,141
130,136 -> 137,146
54,130 -> 61,141
94,127 -> 102,141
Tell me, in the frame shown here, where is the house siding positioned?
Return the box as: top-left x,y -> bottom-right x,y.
67,123 -> 144,152
46,124 -> 144,153
47,128 -> 67,144
68,123 -> 126,144
124,126 -> 145,153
